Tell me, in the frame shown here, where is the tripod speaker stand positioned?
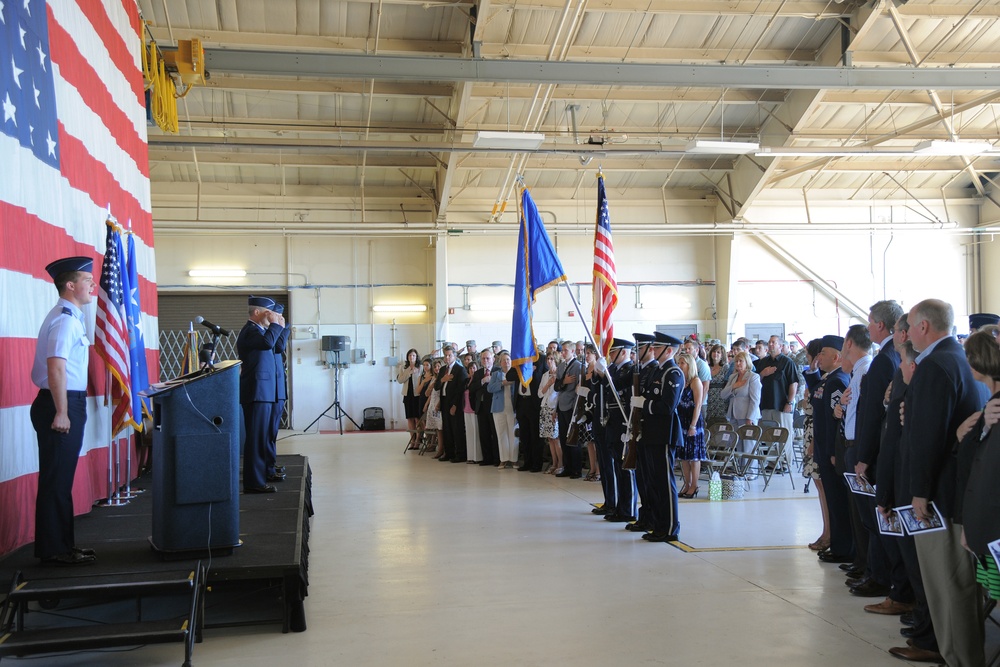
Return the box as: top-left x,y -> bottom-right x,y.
305,336 -> 360,435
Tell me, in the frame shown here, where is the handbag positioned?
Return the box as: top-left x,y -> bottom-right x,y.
708,471 -> 722,501
721,474 -> 747,500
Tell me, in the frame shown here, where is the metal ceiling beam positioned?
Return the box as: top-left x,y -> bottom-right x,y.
478,44 -> 817,64
204,50 -> 1000,90
202,75 -> 453,98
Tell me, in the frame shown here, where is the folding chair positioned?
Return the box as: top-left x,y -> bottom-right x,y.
739,426 -> 795,491
733,424 -> 762,477
703,430 -> 741,478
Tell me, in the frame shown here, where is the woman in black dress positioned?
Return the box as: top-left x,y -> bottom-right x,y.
397,348 -> 422,449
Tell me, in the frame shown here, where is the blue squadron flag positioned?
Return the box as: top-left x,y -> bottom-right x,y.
511,187 -> 566,386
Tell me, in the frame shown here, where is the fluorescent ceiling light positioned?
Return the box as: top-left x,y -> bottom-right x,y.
473,131 -> 546,151
188,268 -> 247,278
372,304 -> 427,313
914,140 -> 993,156
685,139 -> 759,155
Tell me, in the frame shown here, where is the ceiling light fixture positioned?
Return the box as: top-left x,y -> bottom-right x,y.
472,131 -> 546,151
685,139 -> 760,155
372,304 -> 428,313
913,140 -> 993,156
188,268 -> 247,278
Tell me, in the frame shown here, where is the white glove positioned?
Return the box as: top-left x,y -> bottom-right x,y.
596,358 -> 608,374
630,396 -> 646,410
575,385 -> 590,397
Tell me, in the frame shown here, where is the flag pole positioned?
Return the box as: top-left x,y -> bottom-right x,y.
557,281 -> 629,423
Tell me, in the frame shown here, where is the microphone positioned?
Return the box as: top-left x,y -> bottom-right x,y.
195,316 -> 231,336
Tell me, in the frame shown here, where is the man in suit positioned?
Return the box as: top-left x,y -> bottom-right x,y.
267,303 -> 290,482
237,296 -> 286,493
630,331 -> 684,542
471,349 -> 499,466
437,344 -> 468,462
849,301 -> 907,601
901,299 -> 984,667
593,338 -> 637,522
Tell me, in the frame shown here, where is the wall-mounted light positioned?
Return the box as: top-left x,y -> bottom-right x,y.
473,131 -> 546,151
372,304 -> 428,313
188,268 -> 247,278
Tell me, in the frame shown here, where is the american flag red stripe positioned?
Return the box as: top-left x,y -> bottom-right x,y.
592,175 -> 618,357
95,223 -> 132,435
0,0 -> 156,556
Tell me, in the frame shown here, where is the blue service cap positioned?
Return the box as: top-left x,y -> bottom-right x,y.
273,303 -> 284,315
248,295 -> 276,309
633,333 -> 654,344
970,313 -> 1000,330
821,335 -> 844,351
653,331 -> 683,346
45,256 -> 93,281
609,337 -> 635,350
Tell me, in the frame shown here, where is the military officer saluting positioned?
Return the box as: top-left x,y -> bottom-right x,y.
31,256 -> 98,565
630,331 -> 684,542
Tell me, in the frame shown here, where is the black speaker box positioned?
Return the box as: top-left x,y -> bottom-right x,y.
322,335 -> 349,352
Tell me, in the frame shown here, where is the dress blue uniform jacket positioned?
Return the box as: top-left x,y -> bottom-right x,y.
639,359 -> 684,449
237,320 -> 285,403
809,368 -> 849,462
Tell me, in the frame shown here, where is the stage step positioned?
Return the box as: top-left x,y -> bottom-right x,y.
0,565 -> 204,666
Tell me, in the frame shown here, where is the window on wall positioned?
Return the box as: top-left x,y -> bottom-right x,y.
744,323 -> 785,342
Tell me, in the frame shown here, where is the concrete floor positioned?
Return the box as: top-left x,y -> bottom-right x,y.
11,430 -> 995,666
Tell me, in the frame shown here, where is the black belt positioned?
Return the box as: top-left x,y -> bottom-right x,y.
39,388 -> 87,399
843,438 -> 855,448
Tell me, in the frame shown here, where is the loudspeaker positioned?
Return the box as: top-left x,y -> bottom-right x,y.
322,335 -> 349,352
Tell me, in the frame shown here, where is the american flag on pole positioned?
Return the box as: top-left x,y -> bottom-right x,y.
592,174 -> 618,357
96,220 -> 131,435
0,0 -> 158,555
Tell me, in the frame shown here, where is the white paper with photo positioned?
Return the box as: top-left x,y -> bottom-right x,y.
893,502 -> 946,535
844,472 -> 876,497
989,538 -> 1000,573
876,509 -> 904,537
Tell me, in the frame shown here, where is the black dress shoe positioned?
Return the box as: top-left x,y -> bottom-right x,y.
845,576 -> 866,587
844,567 -> 865,579
642,532 -> 680,542
850,580 -> 891,597
518,466 -> 530,471
900,625 -> 921,638
245,484 -> 277,494
625,521 -> 651,532
451,458 -> 466,463
592,506 -> 613,515
478,461 -> 493,466
555,470 -> 571,477
72,546 -> 96,556
605,513 -> 636,522
438,456 -> 452,462
569,473 -> 581,479
273,465 -> 286,474
529,468 -> 542,473
900,612 -> 916,627
818,551 -> 853,564
839,562 -> 856,572
267,472 -> 286,482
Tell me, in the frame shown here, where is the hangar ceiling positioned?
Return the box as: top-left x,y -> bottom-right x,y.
139,0 -> 1000,236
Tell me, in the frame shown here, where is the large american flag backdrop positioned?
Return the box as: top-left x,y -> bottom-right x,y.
0,0 -> 158,555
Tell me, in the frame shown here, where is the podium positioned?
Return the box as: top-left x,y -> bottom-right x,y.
143,360 -> 242,556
